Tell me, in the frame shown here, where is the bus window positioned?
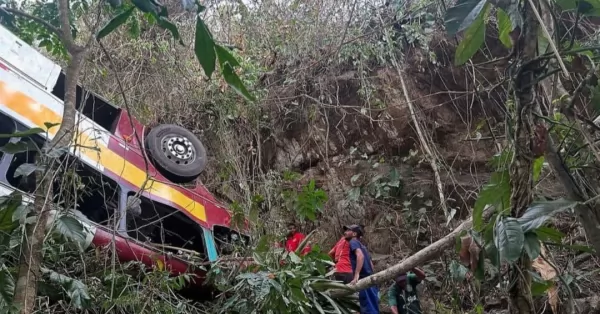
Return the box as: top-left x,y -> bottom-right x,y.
0,113 -> 16,160
126,195 -> 207,259
213,225 -> 249,256
51,73 -> 121,132
62,160 -> 120,226
5,140 -> 120,226
5,136 -> 43,193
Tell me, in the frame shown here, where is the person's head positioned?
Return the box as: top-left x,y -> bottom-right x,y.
395,273 -> 408,289
343,224 -> 363,240
287,222 -> 297,236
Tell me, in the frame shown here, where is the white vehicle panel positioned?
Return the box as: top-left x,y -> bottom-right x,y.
0,25 -> 61,91
0,59 -> 109,173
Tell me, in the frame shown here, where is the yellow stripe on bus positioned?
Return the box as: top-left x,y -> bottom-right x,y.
0,80 -> 206,222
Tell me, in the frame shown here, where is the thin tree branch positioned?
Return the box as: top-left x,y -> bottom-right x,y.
1,7 -> 62,38
527,0 -> 570,78
378,11 -> 449,221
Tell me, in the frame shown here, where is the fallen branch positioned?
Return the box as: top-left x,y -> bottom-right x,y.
332,209 -> 490,296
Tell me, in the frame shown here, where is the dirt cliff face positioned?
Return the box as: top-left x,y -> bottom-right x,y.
235,33 -> 506,254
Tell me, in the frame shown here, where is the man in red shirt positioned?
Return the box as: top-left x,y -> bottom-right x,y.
284,223 -> 311,255
328,236 -> 353,284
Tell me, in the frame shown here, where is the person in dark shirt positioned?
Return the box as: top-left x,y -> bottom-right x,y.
344,224 -> 379,314
387,268 -> 426,314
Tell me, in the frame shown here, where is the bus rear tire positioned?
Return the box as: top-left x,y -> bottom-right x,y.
145,124 -> 207,183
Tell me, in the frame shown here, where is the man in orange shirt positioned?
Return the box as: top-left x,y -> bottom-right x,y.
328,236 -> 353,284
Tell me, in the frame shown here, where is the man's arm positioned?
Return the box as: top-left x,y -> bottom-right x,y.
328,247 -> 336,259
328,240 -> 340,259
412,267 -> 426,281
388,284 -> 399,314
353,248 -> 364,281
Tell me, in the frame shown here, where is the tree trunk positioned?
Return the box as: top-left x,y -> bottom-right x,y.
506,0 -> 539,312
536,0 -> 600,257
12,167 -> 53,313
11,0 -> 85,309
544,138 -> 600,255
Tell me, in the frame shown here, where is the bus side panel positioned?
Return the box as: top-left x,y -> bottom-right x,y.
0,68 -> 109,174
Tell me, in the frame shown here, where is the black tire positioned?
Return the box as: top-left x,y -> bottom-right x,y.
145,124 -> 207,183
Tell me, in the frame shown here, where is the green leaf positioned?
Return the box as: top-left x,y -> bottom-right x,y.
494,217 -> 524,263
523,232 -> 541,259
490,149 -> 513,169
54,215 -> 86,244
579,0 -> 597,13
518,198 -> 577,232
474,249 -> 485,280
44,122 -> 61,130
131,0 -> 158,14
43,268 -> 91,309
472,171 -> 510,231
0,141 -> 36,154
39,39 -> 52,48
68,279 -> 91,309
0,194 -> 21,232
388,168 -> 401,188
106,0 -> 122,8
194,17 -> 216,78
289,252 -> 302,264
0,266 -> 15,306
482,223 -> 502,267
495,1 -> 522,30
556,0 -> 600,16
0,128 -> 45,138
546,242 -> 595,253
12,204 -> 31,223
449,260 -> 469,281
127,15 -> 141,38
215,45 -> 240,68
96,7 -> 135,40
531,280 -> 552,296
454,3 -> 489,66
14,163 -> 42,178
497,8 -> 513,48
445,0 -> 488,35
157,16 -> 183,45
256,234 -> 276,253
222,63 -> 255,102
535,226 -> 565,243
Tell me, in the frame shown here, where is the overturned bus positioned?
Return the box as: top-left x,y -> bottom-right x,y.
0,24 -> 249,286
